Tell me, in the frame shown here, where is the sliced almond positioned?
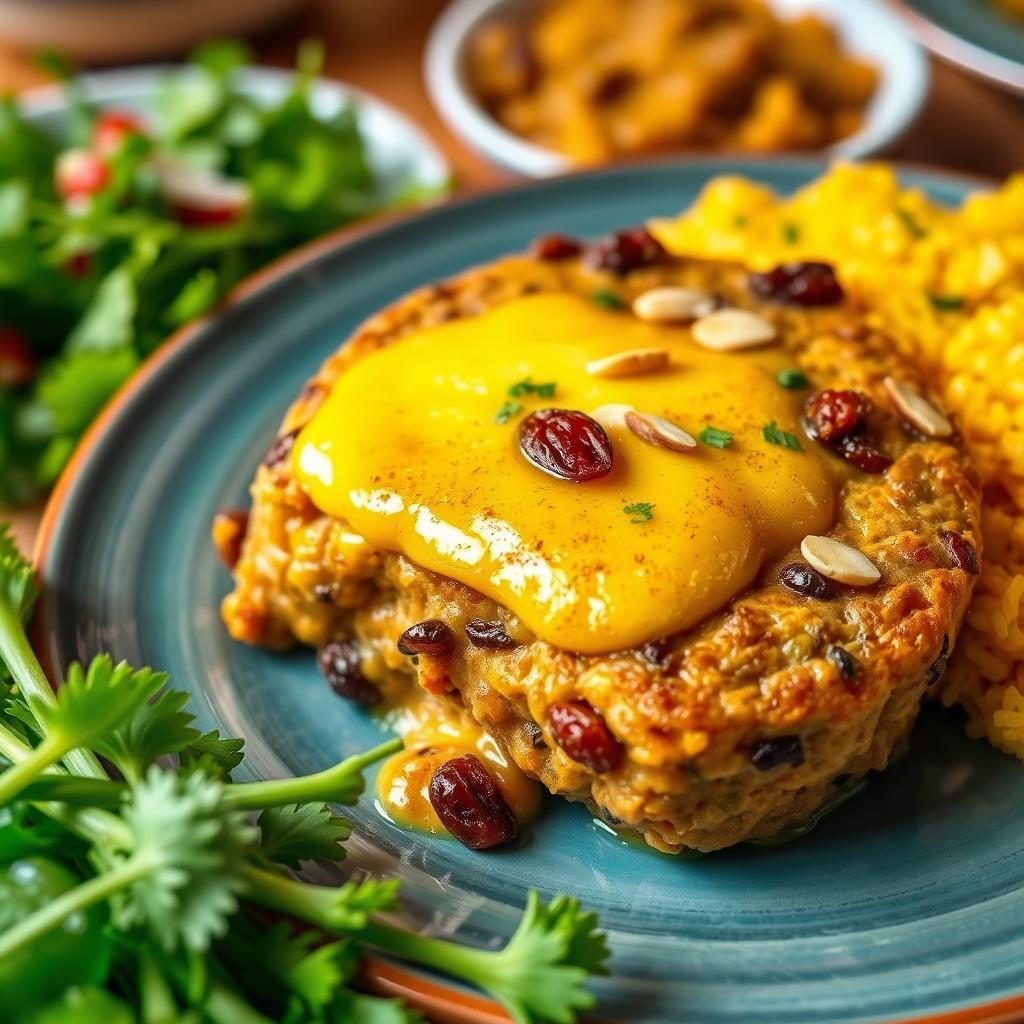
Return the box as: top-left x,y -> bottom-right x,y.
800,535 -> 881,586
691,308 -> 776,351
883,376 -> 953,438
625,410 -> 697,453
590,403 -> 635,431
633,286 -> 717,323
586,347 -> 669,379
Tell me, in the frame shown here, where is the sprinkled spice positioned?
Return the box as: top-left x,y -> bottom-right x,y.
591,289 -> 625,310
826,645 -> 858,681
699,425 -> 733,448
494,400 -> 522,424
762,421 -> 803,451
508,377 -> 557,398
928,293 -> 965,312
777,368 -> 808,389
623,501 -> 654,523
750,735 -> 805,771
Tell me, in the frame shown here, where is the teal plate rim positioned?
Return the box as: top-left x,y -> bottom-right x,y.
889,0 -> 1024,94
33,156 -> 1024,1024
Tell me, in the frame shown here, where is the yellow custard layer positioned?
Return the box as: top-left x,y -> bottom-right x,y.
295,292 -> 839,654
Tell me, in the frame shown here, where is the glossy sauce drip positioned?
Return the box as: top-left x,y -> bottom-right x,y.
376,694 -> 541,834
295,292 -> 839,654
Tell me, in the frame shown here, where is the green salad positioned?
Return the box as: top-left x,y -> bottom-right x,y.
0,524 -> 608,1022
0,41 -> 442,503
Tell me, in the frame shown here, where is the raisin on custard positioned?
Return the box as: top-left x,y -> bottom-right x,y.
428,754 -> 518,850
749,262 -> 844,306
518,408 -> 613,482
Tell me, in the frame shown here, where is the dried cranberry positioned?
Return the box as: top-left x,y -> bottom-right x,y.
548,699 -> 623,774
211,508 -> 248,568
465,618 -> 519,650
428,754 -> 518,850
941,530 -> 979,575
836,433 -> 892,474
397,619 -> 455,657
586,227 -> 666,275
779,562 -> 834,599
316,641 -> 379,706
750,735 -> 805,771
263,428 -> 299,468
531,234 -> 583,261
0,326 -> 35,387
926,634 -> 950,686
749,262 -> 844,307
518,408 -> 613,482
804,390 -> 871,444
826,645 -> 858,681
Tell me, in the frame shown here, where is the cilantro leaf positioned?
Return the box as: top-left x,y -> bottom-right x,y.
35,347 -> 138,435
257,803 -> 352,868
897,207 -> 928,240
762,421 -> 804,451
66,268 -> 137,353
495,401 -> 523,424
776,368 -> 807,389
508,378 -> 557,399
328,992 -> 425,1024
699,426 -> 733,448
178,729 -> 245,781
929,293 -> 965,312
591,289 -> 624,310
623,501 -> 654,524
93,686 -> 200,784
0,522 -> 39,623
781,223 -> 800,244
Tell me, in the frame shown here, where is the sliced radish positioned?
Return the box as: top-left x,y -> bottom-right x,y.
154,159 -> 251,227
55,149 -> 109,200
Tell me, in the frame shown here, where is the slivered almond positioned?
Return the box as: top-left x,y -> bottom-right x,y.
883,376 -> 953,438
800,535 -> 880,586
586,347 -> 669,379
633,286 -> 717,323
625,410 -> 697,453
590,403 -> 635,431
692,308 -> 776,351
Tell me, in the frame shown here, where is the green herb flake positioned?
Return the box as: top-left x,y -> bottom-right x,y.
897,208 -> 928,240
699,426 -> 733,449
494,401 -> 523,424
591,289 -> 625,310
762,421 -> 804,451
623,501 -> 655,524
928,293 -> 965,312
776,368 -> 808,389
733,214 -> 749,229
508,378 -> 557,399
781,222 -> 800,244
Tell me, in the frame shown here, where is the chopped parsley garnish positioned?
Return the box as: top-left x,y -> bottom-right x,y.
508,378 -> 557,399
781,222 -> 800,244
699,426 -> 734,448
494,401 -> 523,424
776,368 -> 808,389
928,293 -> 965,312
624,501 -> 655,524
897,208 -> 928,240
592,289 -> 625,310
762,421 -> 804,451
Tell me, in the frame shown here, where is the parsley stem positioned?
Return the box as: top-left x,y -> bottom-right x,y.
0,600 -> 105,779
0,851 -> 155,963
225,737 -> 401,810
0,732 -> 67,806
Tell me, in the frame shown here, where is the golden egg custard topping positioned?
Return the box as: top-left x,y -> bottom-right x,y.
293,290 -> 840,654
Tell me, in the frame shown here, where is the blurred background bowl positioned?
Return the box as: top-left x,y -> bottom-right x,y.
0,0 -> 309,64
425,0 -> 930,177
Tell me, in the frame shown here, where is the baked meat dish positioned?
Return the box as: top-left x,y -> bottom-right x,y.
217,227 -> 981,854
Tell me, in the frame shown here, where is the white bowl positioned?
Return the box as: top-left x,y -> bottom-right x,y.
19,65 -> 451,204
425,0 -> 930,177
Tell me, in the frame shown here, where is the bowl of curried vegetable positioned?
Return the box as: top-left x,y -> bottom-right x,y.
426,0 -> 929,176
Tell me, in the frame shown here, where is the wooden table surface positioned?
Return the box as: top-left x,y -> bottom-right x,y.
2,0 -> 1023,552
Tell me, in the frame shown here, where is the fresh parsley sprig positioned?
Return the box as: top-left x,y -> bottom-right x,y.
0,525 -> 608,1022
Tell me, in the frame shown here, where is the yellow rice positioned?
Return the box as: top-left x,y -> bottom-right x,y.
650,163 -> 1024,759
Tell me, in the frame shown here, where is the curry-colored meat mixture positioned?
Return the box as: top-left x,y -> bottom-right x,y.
219,242 -> 980,853
467,0 -> 878,162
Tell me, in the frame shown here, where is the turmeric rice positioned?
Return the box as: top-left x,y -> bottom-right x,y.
651,163 -> 1024,759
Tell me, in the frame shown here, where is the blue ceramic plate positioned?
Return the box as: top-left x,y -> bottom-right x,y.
891,0 -> 1024,94
35,159 -> 1024,1024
